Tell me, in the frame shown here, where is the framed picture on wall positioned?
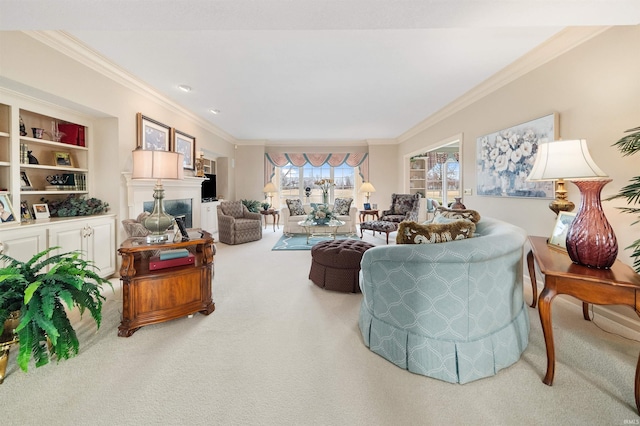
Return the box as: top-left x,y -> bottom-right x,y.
172,129 -> 195,170
136,113 -> 170,151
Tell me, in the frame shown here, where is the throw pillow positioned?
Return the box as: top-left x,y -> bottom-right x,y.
286,199 -> 306,216
396,220 -> 476,244
333,197 -> 353,216
433,206 -> 481,223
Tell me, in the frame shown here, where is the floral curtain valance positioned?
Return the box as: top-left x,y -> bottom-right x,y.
265,153 -> 369,185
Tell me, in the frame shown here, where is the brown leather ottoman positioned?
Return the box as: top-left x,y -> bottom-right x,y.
309,239 -> 375,293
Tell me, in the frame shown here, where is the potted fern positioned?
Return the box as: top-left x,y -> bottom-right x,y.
0,247 -> 111,373
608,126 -> 640,273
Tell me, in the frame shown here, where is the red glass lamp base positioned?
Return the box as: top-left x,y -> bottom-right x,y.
565,179 -> 618,269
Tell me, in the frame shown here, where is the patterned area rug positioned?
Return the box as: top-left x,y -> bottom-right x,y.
271,234 -> 360,251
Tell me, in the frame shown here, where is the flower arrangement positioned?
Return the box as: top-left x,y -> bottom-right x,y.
314,179 -> 335,203
307,203 -> 335,224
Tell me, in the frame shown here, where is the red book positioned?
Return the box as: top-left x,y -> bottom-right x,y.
149,253 -> 195,270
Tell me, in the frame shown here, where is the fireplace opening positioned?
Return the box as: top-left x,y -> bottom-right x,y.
143,198 -> 193,228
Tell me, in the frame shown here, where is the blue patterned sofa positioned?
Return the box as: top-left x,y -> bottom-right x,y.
358,217 -> 529,384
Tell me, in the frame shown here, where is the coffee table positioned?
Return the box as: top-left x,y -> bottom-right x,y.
297,219 -> 346,244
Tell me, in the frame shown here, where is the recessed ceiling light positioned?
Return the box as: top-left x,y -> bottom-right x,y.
178,84 -> 192,92
209,109 -> 220,115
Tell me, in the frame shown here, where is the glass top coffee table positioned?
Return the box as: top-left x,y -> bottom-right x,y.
297,219 -> 346,244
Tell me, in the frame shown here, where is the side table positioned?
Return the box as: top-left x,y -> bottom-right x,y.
117,229 -> 215,337
359,209 -> 379,222
527,235 -> 640,413
260,209 -> 280,232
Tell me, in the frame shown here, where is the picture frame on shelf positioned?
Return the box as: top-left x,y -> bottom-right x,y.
476,113 -> 557,199
137,113 -> 170,151
172,129 -> 195,170
20,200 -> 33,221
53,151 -> 73,167
548,211 -> 577,251
20,170 -> 32,189
33,203 -> 50,219
0,194 -> 16,223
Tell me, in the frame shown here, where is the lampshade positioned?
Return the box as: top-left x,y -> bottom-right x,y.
263,182 -> 277,193
132,149 -> 184,180
527,139 -> 617,269
359,182 -> 376,194
526,139 -> 607,181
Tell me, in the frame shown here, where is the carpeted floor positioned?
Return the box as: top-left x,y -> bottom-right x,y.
3,228 -> 640,425
272,233 -> 361,250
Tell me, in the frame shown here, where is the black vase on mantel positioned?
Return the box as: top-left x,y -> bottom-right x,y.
450,197 -> 466,210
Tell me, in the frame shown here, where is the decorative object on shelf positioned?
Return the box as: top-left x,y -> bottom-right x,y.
131,148 -> 184,243
359,182 -> 376,204
19,200 -> 33,221
315,179 -> 335,204
32,203 -> 50,219
606,125 -> 640,273
0,247 -> 111,376
19,116 -> 26,136
450,197 -> 466,210
171,129 -> 196,170
53,151 -> 73,167
31,127 -> 44,139
241,199 -> 262,213
263,182 -> 277,207
46,174 -> 69,185
43,194 -> 109,217
49,120 -> 63,143
19,171 -> 32,189
477,113 -> 556,199
0,194 -> 16,223
307,203 -> 335,225
27,150 -> 38,164
136,112 -> 170,151
195,151 -> 205,177
548,211 -> 576,251
527,139 -> 617,269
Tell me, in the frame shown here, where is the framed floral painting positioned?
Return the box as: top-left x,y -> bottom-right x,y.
136,113 -> 170,151
172,129 -> 195,170
476,113 -> 557,198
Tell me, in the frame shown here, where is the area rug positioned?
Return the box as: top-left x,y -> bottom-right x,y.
272,234 -> 360,251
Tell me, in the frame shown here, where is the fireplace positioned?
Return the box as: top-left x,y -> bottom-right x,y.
143,198 -> 193,228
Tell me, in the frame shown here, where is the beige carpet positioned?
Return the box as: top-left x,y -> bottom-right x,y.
2,228 -> 640,425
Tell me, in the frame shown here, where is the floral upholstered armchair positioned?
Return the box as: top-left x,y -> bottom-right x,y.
380,193 -> 421,223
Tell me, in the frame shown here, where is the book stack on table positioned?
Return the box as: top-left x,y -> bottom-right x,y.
149,248 -> 195,270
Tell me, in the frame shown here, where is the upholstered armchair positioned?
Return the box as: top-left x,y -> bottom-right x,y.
217,201 -> 262,245
380,193 -> 421,223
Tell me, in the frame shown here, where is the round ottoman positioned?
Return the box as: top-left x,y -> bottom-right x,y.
309,239 -> 375,293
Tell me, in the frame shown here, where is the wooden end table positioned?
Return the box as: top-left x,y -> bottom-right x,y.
527,235 -> 640,413
117,229 -> 215,337
359,209 -> 379,222
260,209 -> 279,232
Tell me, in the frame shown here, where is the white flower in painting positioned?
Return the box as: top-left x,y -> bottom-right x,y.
494,155 -> 509,172
489,148 -> 499,160
511,149 -> 523,163
521,141 -> 533,157
498,138 -> 510,152
481,136 -> 489,148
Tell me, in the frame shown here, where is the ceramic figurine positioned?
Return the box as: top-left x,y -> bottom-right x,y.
27,151 -> 39,164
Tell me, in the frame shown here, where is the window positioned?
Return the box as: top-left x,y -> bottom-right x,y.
277,163 -> 356,205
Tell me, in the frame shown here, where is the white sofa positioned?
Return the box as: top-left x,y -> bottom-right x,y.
281,204 -> 358,235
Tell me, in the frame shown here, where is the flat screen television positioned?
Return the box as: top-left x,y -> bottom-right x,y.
201,173 -> 217,201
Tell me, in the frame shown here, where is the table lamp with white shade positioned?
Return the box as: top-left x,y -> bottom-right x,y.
132,149 -> 184,243
263,182 -> 277,207
359,182 -> 376,204
527,139 -> 617,268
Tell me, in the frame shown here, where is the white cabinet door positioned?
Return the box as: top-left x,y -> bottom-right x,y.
200,202 -> 219,233
0,226 -> 47,264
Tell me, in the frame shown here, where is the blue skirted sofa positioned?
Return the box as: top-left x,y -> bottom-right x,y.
358,217 -> 529,384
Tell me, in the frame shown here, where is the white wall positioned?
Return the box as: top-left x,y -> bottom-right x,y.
398,26 -> 640,269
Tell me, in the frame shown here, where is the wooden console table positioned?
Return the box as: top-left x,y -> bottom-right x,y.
118,229 -> 215,337
527,235 -> 640,413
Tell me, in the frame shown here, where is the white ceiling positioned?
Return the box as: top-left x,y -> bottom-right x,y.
1,1 -> 639,142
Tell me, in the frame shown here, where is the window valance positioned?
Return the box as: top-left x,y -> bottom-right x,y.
265,153 -> 369,185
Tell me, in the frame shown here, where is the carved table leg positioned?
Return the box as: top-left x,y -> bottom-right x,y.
582,302 -> 591,321
0,347 -> 9,384
527,250 -> 537,308
538,285 -> 558,386
635,352 -> 640,414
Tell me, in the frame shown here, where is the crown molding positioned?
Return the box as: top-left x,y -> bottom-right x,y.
397,26 -> 610,143
24,30 -> 237,144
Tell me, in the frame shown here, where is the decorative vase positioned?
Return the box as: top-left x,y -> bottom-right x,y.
322,193 -> 329,205
565,179 -> 618,269
450,197 -> 466,210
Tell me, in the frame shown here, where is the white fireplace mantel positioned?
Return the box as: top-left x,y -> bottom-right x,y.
123,173 -> 205,227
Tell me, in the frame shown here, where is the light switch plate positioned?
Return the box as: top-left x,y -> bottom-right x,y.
463,188 -> 473,195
